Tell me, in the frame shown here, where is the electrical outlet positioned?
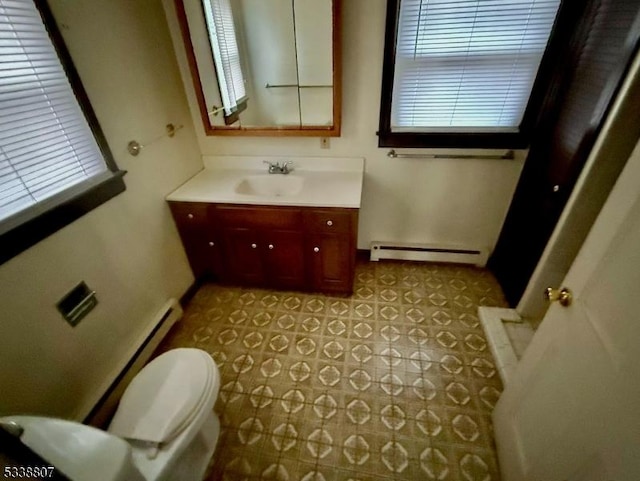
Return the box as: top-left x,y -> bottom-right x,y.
320,137 -> 330,149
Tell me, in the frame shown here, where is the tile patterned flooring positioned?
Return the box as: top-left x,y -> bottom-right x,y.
157,260 -> 508,481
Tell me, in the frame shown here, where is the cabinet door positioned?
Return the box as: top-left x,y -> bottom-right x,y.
187,230 -> 223,280
202,227 -> 223,280
169,202 -> 211,279
222,227 -> 264,285
263,230 -> 306,289
308,233 -> 353,293
182,230 -> 209,279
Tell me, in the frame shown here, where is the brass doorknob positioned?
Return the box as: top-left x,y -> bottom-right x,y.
544,287 -> 573,307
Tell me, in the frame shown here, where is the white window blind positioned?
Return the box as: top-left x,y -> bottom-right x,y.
392,0 -> 561,131
202,0 -> 246,116
0,0 -> 109,230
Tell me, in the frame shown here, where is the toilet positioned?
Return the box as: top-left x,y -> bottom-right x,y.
0,348 -> 221,481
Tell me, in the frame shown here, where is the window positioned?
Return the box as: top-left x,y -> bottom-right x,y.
202,0 -> 247,124
378,0 -> 562,148
0,0 -> 125,265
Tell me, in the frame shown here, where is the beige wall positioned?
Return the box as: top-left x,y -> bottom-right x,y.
167,0 -> 525,252
0,0 -> 202,419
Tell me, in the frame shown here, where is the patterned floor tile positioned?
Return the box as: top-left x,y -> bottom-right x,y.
155,259 -> 507,480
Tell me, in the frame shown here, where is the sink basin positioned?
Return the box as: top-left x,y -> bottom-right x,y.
234,175 -> 304,197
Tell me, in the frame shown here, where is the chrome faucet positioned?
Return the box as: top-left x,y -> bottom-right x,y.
263,160 -> 294,174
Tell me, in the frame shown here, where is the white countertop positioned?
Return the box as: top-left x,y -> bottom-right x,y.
166,156 -> 364,208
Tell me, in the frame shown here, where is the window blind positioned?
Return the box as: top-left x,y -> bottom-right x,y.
392,0 -> 561,131
202,0 -> 246,116
0,0 -> 109,228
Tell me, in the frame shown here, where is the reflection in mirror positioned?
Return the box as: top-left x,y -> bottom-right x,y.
201,0 -> 248,125
175,0 -> 341,136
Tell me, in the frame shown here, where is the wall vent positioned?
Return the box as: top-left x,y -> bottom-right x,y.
370,242 -> 489,266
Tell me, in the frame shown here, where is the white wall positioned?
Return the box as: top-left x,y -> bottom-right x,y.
169,0 -> 525,252
0,0 -> 202,419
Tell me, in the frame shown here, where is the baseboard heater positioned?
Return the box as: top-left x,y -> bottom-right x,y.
370,242 -> 489,266
81,298 -> 183,428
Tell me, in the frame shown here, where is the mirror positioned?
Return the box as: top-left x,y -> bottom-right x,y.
174,0 -> 341,136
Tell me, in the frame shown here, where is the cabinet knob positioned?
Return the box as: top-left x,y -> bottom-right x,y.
208,241 -> 214,247
268,244 -> 274,250
251,243 -> 257,249
326,220 -> 333,226
187,213 -> 194,219
313,246 -> 320,253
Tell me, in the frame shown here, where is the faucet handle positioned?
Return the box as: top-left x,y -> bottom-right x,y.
282,161 -> 294,174
263,160 -> 280,173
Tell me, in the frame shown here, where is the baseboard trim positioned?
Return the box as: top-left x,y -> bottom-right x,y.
180,278 -> 202,307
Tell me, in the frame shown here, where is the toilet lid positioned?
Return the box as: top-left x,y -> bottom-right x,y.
108,348 -> 214,444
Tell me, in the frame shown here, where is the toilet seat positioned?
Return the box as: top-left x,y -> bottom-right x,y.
108,349 -> 215,444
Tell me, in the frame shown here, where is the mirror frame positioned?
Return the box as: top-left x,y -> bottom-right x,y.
174,0 -> 342,137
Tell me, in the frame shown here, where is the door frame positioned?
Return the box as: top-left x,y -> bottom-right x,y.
517,49 -> 640,321
488,3 -> 640,306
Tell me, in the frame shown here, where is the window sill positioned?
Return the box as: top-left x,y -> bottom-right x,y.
377,130 -> 531,149
0,171 -> 127,266
223,98 -> 248,126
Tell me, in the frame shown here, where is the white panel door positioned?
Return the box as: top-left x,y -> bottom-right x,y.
239,0 -> 299,125
493,140 -> 640,481
293,0 -> 333,86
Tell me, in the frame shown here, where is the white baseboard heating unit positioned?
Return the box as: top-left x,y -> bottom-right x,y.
370,242 -> 489,267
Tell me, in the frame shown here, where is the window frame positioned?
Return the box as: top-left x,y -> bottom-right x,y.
0,0 -> 126,266
377,0 -> 564,149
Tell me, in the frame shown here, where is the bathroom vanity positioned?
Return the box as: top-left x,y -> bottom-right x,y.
166,157 -> 363,294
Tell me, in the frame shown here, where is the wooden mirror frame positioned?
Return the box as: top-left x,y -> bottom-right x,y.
174,0 -> 342,137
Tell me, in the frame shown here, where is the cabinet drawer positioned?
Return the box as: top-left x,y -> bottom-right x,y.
303,209 -> 353,233
169,202 -> 209,226
214,205 -> 302,230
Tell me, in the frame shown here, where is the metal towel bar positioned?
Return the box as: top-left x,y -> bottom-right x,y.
265,83 -> 333,89
387,149 -> 515,160
127,123 -> 183,157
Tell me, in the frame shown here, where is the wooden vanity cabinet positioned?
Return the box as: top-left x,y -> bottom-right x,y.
168,202 -> 358,293
213,205 -> 306,289
304,208 -> 358,293
168,202 -> 222,279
